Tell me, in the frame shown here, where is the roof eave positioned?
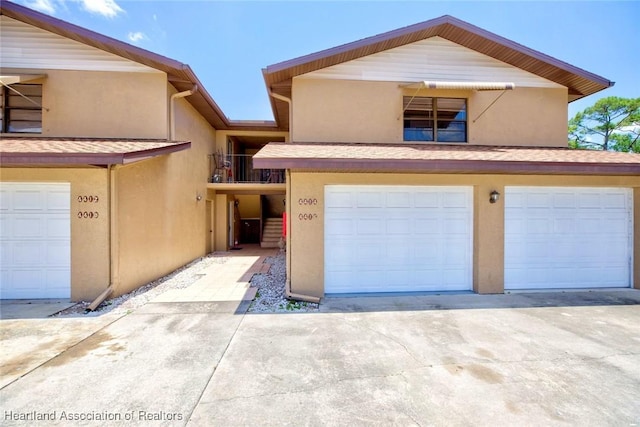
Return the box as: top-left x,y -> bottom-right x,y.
262,15 -> 613,102
253,157 -> 640,176
0,141 -> 191,166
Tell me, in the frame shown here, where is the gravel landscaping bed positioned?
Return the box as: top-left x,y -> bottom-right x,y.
54,251 -> 318,317
248,252 -> 319,313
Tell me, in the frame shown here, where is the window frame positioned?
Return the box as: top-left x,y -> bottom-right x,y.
403,96 -> 467,143
1,83 -> 43,134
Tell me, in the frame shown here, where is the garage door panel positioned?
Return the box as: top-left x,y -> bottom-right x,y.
13,189 -> 46,211
47,190 -> 71,210
358,218 -> 383,235
47,215 -> 70,237
325,218 -> 354,236
577,193 -> 601,208
388,192 -> 411,207
442,191 -> 469,208
415,218 -> 438,234
325,190 -> 353,208
13,217 -> 44,238
505,187 -> 632,290
553,193 -> 576,207
356,192 -> 383,208
13,241 -> 44,265
386,218 -> 411,234
325,185 -> 472,294
414,192 -> 439,208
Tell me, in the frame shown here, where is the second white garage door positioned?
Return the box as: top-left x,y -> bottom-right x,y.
324,186 -> 473,293
505,187 -> 632,290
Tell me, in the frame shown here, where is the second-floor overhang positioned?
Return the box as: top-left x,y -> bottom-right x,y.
0,137 -> 191,166
253,142 -> 640,176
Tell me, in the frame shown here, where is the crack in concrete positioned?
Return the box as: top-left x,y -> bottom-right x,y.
339,315 -> 426,367
208,370 -> 412,404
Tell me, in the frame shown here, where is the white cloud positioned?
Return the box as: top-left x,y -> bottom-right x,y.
22,0 -> 124,18
76,0 -> 124,18
127,31 -> 148,43
24,0 -> 57,14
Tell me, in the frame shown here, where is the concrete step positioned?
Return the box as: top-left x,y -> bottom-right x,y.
261,217 -> 284,248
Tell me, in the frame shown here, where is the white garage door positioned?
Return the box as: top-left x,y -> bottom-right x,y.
0,182 -> 71,299
505,187 -> 632,290
324,186 -> 473,293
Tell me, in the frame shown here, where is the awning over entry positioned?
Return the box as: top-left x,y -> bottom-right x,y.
0,74 -> 47,85
402,81 -> 515,90
0,138 -> 191,165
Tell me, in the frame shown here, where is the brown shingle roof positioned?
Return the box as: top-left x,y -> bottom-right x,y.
253,142 -> 640,176
0,137 -> 191,165
263,15 -> 613,129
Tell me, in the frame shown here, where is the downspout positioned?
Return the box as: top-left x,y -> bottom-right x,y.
268,91 -> 292,141
88,164 -> 117,311
169,85 -> 198,140
268,90 -> 319,304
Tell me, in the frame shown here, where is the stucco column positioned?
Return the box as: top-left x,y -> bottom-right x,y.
214,193 -> 229,251
473,183 -> 505,294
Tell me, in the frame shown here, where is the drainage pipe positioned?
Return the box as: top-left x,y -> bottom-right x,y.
268,91 -> 292,141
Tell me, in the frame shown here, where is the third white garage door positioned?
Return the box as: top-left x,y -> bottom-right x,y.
324,186 -> 473,294
505,187 -> 632,290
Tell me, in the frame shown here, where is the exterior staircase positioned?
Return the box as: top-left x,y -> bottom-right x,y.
261,217 -> 283,248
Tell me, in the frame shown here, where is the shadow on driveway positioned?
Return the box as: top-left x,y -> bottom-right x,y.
319,289 -> 640,313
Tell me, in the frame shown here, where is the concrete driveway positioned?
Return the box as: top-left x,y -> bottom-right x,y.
2,290 -> 640,426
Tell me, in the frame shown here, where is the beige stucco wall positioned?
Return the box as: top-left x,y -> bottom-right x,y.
5,69 -> 167,139
0,167 -> 110,301
236,195 -> 261,218
288,172 -> 640,298
113,90 -> 215,296
214,130 -> 289,153
291,78 -> 567,147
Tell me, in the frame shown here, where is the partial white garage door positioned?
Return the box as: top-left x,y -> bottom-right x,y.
325,186 -> 473,293
0,182 -> 71,299
505,187 -> 632,290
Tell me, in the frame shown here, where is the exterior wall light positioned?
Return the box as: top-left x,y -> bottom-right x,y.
489,190 -> 500,204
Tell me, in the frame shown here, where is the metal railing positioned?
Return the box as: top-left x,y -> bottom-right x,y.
210,154 -> 285,184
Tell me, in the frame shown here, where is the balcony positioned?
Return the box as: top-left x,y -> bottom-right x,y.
210,154 -> 285,184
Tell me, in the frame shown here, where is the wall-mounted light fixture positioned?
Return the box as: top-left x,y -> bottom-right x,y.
489,190 -> 500,204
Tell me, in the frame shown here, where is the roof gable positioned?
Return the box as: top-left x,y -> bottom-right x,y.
0,1 -> 279,131
1,16 -> 160,73
300,36 -> 563,89
264,15 -> 613,128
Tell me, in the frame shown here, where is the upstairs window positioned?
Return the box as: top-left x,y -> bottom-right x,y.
1,84 -> 43,134
403,96 -> 466,143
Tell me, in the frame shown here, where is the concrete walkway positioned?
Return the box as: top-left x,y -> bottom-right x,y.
153,246 -> 277,303
0,246 -> 278,426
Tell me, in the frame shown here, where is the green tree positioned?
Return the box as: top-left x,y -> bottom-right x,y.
568,96 -> 640,152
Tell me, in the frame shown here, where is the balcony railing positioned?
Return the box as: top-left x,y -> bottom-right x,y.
210,154 -> 284,184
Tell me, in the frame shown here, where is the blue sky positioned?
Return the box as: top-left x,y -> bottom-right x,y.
16,0 -> 640,122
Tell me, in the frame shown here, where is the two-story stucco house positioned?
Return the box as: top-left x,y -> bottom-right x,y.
255,16 -> 640,300
0,1 -> 285,302
2,3 -> 639,304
